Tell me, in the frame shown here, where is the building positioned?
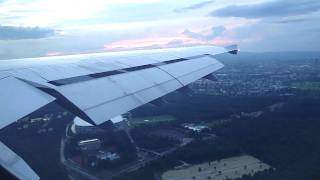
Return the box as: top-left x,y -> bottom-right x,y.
183,124 -> 210,133
71,116 -> 128,135
71,117 -> 106,135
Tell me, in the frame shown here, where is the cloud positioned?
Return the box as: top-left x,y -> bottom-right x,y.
272,15 -> 320,24
175,0 -> 215,13
181,26 -> 239,46
275,18 -> 310,24
211,0 -> 320,18
104,36 -> 206,51
0,0 -> 165,27
0,25 -> 55,40
46,52 -> 64,56
182,26 -> 226,41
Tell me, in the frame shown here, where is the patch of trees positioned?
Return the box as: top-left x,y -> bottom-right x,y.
68,130 -> 137,170
114,157 -> 179,180
170,138 -> 241,164
132,94 -> 284,123
215,96 -> 320,180
131,125 -> 179,150
124,94 -> 320,180
0,102 -> 71,180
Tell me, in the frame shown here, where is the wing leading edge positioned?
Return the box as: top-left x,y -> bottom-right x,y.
0,45 -> 238,128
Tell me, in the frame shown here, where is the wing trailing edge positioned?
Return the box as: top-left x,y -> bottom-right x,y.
0,77 -> 55,129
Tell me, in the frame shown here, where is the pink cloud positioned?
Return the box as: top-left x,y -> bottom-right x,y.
104,35 -> 214,51
46,52 -> 64,56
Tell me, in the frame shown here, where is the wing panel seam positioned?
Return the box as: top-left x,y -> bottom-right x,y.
47,55 -> 209,86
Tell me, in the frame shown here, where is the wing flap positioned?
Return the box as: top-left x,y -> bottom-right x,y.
177,61 -> 224,85
84,79 -> 183,124
85,94 -> 144,124
56,67 -> 175,110
57,77 -> 127,110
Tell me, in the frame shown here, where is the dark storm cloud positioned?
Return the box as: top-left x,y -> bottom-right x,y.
183,26 -> 226,40
211,0 -> 320,18
175,0 -> 215,13
0,25 -> 56,40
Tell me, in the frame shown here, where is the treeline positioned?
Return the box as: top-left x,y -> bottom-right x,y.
132,94 -> 285,123
170,138 -> 241,164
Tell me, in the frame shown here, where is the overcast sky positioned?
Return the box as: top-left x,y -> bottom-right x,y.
0,0 -> 319,59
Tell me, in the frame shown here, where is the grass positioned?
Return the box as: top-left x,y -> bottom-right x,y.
162,155 -> 271,180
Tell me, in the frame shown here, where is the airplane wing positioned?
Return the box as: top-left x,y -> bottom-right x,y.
0,45 -> 238,180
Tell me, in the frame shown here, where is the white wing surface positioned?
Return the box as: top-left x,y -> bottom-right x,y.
0,45 -> 238,180
0,45 -> 237,127
0,142 -> 39,180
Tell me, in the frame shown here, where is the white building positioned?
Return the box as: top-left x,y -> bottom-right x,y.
78,139 -> 101,152
71,117 -> 105,135
71,116 -> 126,135
183,124 -> 210,133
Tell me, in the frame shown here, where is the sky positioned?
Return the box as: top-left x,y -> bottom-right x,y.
0,0 -> 319,59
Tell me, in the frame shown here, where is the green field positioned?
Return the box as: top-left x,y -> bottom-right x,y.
292,82 -> 320,91
162,155 -> 271,180
205,119 -> 232,128
131,115 -> 176,126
